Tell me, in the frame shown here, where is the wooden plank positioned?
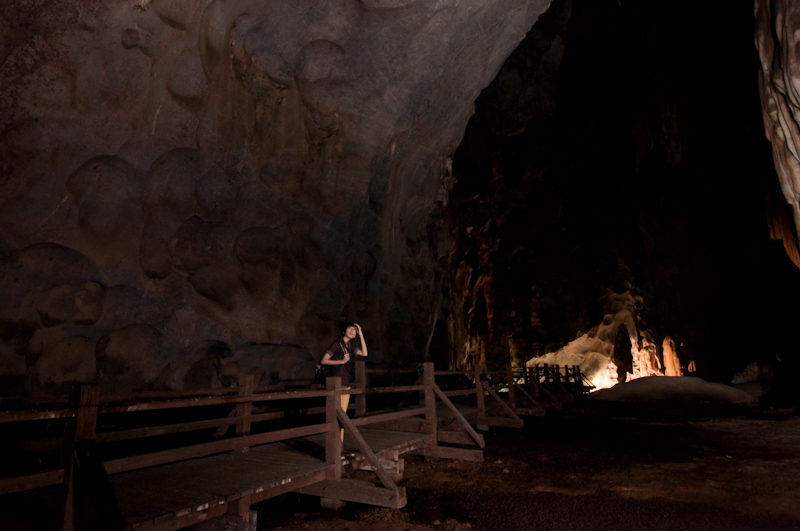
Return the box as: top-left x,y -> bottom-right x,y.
112,444 -> 331,527
0,469 -> 65,495
325,377 -> 341,481
99,390 -> 331,414
506,366 -> 516,410
437,431 -> 478,446
213,407 -> 239,437
441,388 -> 477,398
433,371 -> 475,376
98,417 -> 237,444
513,383 -> 542,409
0,409 -> 75,423
474,365 -> 486,418
0,395 -> 70,407
295,479 -> 407,509
102,385 -> 286,404
17,436 -> 63,453
102,389 -> 238,403
476,416 -> 524,429
484,386 -> 522,422
364,369 -> 418,374
366,418 -> 429,433
235,375 -> 254,452
357,420 -> 478,446
130,502 -> 228,531
419,446 -> 484,463
432,385 -> 485,448
514,407 -> 546,417
336,408 -> 397,490
106,423 -> 328,475
354,362 -> 366,417
423,363 -> 437,449
95,410 -> 289,445
345,385 -> 425,395
249,467 -> 328,505
74,440 -> 125,530
349,407 -> 425,427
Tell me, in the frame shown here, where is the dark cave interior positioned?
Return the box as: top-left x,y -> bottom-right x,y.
3,2 -> 800,530
447,0 -> 800,398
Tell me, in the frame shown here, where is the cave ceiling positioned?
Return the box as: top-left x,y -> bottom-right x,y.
0,0 -> 549,393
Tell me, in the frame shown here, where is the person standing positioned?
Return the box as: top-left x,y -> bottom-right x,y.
320,323 -> 368,455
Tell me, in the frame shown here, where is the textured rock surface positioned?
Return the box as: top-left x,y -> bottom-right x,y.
756,0 -> 800,244
0,0 -> 550,393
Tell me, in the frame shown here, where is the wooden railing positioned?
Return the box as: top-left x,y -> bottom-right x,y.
0,378 -> 337,530
0,363 -> 494,529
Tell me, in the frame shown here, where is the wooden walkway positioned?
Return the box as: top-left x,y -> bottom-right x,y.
112,443 -> 330,531
0,363 -> 497,531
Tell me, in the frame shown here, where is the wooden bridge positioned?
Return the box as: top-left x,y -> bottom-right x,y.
0,361 -> 593,531
0,362 -> 534,531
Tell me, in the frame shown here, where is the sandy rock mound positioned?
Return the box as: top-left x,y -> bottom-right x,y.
589,376 -> 756,404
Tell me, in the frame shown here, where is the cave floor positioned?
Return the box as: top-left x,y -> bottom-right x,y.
261,402 -> 800,531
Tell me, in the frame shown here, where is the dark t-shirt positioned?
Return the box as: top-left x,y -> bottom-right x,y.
325,337 -> 362,388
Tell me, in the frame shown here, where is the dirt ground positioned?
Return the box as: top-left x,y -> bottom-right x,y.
260,402 -> 800,531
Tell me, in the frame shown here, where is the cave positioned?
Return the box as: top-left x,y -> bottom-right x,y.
2,0 -> 800,529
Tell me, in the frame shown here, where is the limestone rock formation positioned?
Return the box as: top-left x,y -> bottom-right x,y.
0,0 -> 551,393
756,0 -> 800,244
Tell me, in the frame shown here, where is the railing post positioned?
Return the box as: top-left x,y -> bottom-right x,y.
236,374 -> 254,452
528,366 -> 539,397
423,363 -> 437,448
355,361 -> 366,417
325,377 -> 342,480
60,383 -> 100,531
506,366 -> 516,410
474,364 -> 485,419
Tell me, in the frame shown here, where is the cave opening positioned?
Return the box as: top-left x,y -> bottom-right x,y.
447,0 -> 800,401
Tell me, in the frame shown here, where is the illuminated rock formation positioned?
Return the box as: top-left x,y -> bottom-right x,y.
525,290 -> 663,390
0,0 -> 551,392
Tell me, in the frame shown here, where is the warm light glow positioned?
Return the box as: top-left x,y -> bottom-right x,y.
662,336 -> 682,376
526,290 -> 668,390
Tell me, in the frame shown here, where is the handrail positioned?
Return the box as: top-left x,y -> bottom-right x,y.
99,389 -> 332,414
0,469 -> 65,496
0,408 -> 76,423
104,423 -> 329,475
344,385 -> 425,395
349,407 -> 426,427
0,385 -> 287,408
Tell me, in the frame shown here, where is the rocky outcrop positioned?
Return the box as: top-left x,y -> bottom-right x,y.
756,0 -> 800,247
0,0 -> 551,393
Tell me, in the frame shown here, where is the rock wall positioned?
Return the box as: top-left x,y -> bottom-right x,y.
756,0 -> 800,245
0,0 -> 551,394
